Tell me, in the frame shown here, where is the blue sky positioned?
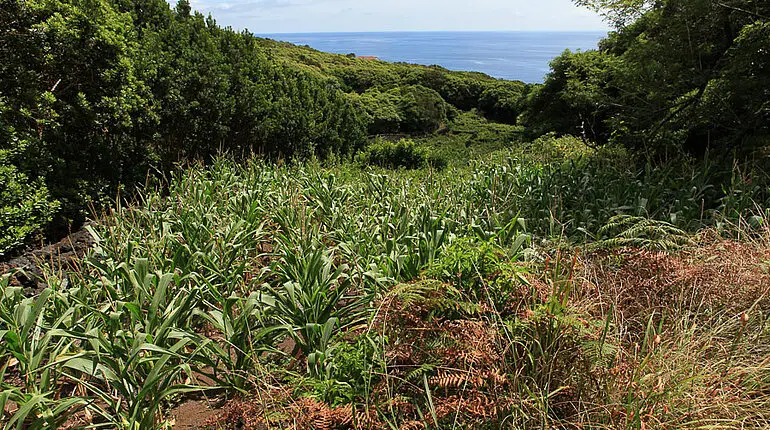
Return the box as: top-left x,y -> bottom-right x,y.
186,0 -> 610,33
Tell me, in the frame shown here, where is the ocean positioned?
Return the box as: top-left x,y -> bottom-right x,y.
259,31 -> 607,83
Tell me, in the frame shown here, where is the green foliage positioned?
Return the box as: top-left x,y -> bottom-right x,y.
573,0 -> 654,28
467,138 -> 770,236
0,284 -> 91,429
522,50 -> 618,144
258,38 -> 527,125
195,289 -> 282,392
0,157 -> 59,254
393,85 -> 450,134
2,151 -> 770,428
357,138 -> 446,170
698,21 -> 770,150
532,0 -> 770,155
0,0 -> 536,253
594,214 -> 692,250
1,0 -> 153,224
356,89 -> 404,135
478,81 -> 527,124
0,0 -> 370,251
64,258 -> 210,429
521,133 -> 597,162
429,238 -> 506,282
4,0 -> 770,425
427,236 -> 530,316
264,245 -> 368,377
418,111 -> 525,165
505,295 -> 596,393
303,334 -> 386,404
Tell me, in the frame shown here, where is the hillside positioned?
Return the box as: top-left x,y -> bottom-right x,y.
0,0 -> 529,255
4,0 -> 768,255
3,147 -> 770,429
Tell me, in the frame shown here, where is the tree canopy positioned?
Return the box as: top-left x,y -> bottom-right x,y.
3,0 -> 768,253
527,0 -> 770,155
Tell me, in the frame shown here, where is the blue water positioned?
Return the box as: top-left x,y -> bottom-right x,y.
259,31 -> 607,83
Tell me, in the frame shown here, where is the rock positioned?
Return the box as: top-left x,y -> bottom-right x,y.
1,224 -> 96,296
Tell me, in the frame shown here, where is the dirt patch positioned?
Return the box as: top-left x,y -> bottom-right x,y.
170,400 -> 222,430
0,226 -> 95,295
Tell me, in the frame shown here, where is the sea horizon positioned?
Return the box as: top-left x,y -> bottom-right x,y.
256,31 -> 607,83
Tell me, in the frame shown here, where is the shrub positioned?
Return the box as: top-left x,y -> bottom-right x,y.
0,159 -> 59,254
392,85 -> 449,134
357,89 -> 403,135
478,81 -> 527,124
357,138 -> 446,170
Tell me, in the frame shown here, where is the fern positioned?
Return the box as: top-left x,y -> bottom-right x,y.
581,339 -> 618,369
593,214 -> 692,251
405,363 -> 438,383
388,280 -> 443,309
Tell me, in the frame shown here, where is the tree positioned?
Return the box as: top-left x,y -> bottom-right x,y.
0,0 -> 371,252
392,85 -> 449,134
527,0 -> 770,155
175,0 -> 191,18
478,81 -> 527,124
357,89 -> 403,135
521,50 -> 618,144
573,0 -> 657,28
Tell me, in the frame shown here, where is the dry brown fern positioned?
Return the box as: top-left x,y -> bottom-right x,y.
399,420 -> 425,430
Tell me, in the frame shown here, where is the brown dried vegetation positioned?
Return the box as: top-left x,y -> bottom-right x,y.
204,231 -> 770,429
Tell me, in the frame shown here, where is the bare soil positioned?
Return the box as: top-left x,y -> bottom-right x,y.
170,400 -> 222,430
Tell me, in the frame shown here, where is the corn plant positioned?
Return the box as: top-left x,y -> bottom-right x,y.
262,245 -> 369,377
0,276 -> 91,429
60,260 -> 211,429
195,288 -> 284,392
7,149 -> 763,429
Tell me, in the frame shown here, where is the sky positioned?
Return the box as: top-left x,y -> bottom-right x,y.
186,0 -> 611,33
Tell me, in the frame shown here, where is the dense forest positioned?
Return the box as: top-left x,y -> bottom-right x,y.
2,0 -> 770,429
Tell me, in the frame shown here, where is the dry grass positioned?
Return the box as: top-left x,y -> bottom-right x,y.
572,228 -> 770,428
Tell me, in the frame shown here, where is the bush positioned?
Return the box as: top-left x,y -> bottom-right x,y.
0,160 -> 59,254
478,81 -> 527,124
426,237 -> 528,316
0,0 -> 369,252
417,112 -> 523,166
393,85 -> 449,134
520,50 -> 617,144
357,138 -> 445,170
356,89 -> 403,135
